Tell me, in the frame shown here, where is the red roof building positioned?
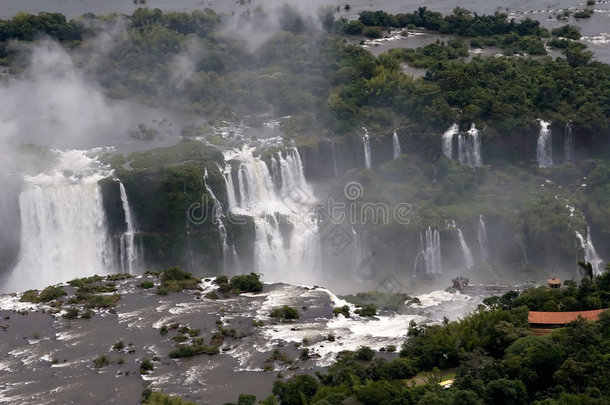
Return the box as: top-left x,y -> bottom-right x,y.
528,309 -> 606,335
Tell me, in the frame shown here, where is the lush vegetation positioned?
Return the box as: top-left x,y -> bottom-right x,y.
235,269 -> 610,404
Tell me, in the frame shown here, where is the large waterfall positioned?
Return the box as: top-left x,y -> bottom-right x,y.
414,227 -> 442,276
362,128 -> 372,169
392,130 -> 401,160
565,122 -> 573,163
537,120 -> 553,168
2,150 -> 137,292
222,146 -> 321,284
442,123 -> 459,159
458,124 -> 482,168
575,228 -> 604,275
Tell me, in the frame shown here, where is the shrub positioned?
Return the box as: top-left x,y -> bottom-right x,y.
38,286 -> 67,303
113,340 -> 125,351
160,266 -> 193,282
333,305 -> 350,317
20,290 -> 39,303
204,291 -> 219,299
270,305 -> 299,320
229,273 -> 263,293
62,307 -> 79,319
81,310 -> 93,319
169,344 -> 219,358
93,355 -> 109,368
214,275 -> 228,284
84,294 -> 121,308
355,346 -> 375,361
140,281 -> 154,289
140,357 -> 154,374
355,304 -> 377,317
237,394 -> 257,405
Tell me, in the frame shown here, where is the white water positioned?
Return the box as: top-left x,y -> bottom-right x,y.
3,150 -> 115,292
203,168 -> 229,273
222,146 -> 321,283
565,122 -> 573,163
450,220 -> 474,269
392,130 -> 401,159
415,227 -> 442,275
442,123 -> 459,159
362,128 -> 372,169
118,182 -> 138,274
575,228 -> 604,275
478,214 -> 489,262
537,120 -> 553,168
458,123 -> 482,168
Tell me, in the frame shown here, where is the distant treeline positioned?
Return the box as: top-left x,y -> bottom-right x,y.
0,7 -> 608,143
355,7 -> 548,37
0,12 -> 84,41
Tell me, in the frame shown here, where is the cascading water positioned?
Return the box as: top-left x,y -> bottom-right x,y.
203,168 -> 229,273
219,163 -> 241,273
458,123 -> 482,168
2,150 -> 121,292
222,146 -> 321,284
414,227 -> 442,276
362,128 -> 372,169
478,214 -> 489,262
537,120 -> 553,168
450,220 -> 474,269
392,130 -> 401,160
331,140 -> 338,176
565,122 -> 573,163
118,182 -> 138,274
442,123 -> 459,159
575,228 -> 604,275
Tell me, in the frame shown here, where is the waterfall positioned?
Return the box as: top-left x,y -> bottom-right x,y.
575,228 -> 604,275
222,146 -> 321,284
203,167 -> 229,273
414,227 -> 442,276
270,156 -> 281,192
118,182 -> 138,274
477,214 -> 489,262
222,163 -> 237,209
442,123 -> 459,159
392,130 -> 401,159
277,148 -> 313,201
331,140 -> 338,176
565,122 -> 573,163
458,124 -> 482,168
3,150 -> 115,292
537,120 -> 553,168
362,128 -> 372,169
450,220 -> 474,269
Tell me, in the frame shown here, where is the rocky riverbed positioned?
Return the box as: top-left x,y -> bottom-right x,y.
0,274 -> 498,404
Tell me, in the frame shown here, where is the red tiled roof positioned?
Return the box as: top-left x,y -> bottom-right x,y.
528,309 -> 606,325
